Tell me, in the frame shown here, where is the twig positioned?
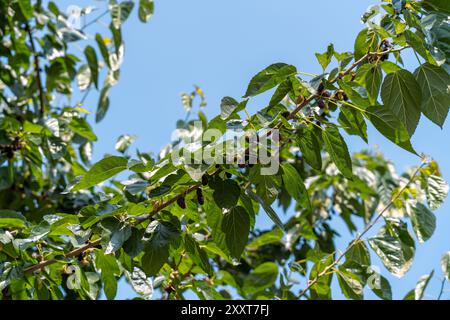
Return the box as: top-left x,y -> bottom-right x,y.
437,277 -> 446,300
81,10 -> 109,30
24,169 -> 222,273
23,239 -> 101,274
298,158 -> 426,298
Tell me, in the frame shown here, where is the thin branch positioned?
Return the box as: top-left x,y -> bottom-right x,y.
24,169 -> 222,273
23,239 -> 101,274
81,10 -> 109,30
25,23 -> 45,118
298,158 -> 426,299
437,277 -> 446,300
286,46 -> 409,122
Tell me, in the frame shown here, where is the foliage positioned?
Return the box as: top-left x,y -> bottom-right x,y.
0,0 -> 449,300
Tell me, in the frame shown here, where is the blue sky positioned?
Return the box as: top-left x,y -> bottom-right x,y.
60,0 -> 449,299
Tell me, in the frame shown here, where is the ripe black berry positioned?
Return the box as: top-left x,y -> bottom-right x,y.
225,172 -> 232,179
318,83 -> 325,93
281,111 -> 290,119
318,99 -> 326,109
177,196 -> 186,209
201,174 -> 209,186
321,91 -> 331,98
196,188 -> 204,205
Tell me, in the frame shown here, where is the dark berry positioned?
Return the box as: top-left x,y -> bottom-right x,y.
238,163 -> 246,169
318,83 -> 325,93
196,188 -> 204,205
177,196 -> 186,209
281,111 -> 290,119
225,172 -> 232,179
317,99 -> 326,109
321,91 -> 331,98
201,174 -> 209,186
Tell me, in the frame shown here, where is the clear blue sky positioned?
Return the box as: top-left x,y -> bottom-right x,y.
60,0 -> 449,299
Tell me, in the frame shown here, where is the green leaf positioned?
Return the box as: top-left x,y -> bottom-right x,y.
281,163 -> 311,211
141,219 -> 180,276
243,262 -> 278,295
249,169 -> 280,205
95,250 -> 120,300
414,271 -> 434,300
184,234 -> 213,276
110,1 -> 135,29
141,245 -> 169,276
380,61 -> 402,74
405,30 -> 435,64
414,63 -> 450,128
368,271 -> 392,300
354,28 -> 377,61
337,267 -> 364,300
144,220 -> 180,248
269,79 -> 291,107
96,84 -> 111,123
104,224 -> 132,254
115,134 -> 137,153
126,267 -> 153,299
247,228 -> 283,249
95,34 -> 110,68
210,177 -> 240,209
0,210 -> 27,228
365,64 -> 382,105
441,252 -> 450,281
338,79 -> 370,108
220,97 -> 242,120
426,174 -> 449,210
309,254 -> 333,299
381,69 -> 422,136
296,127 -> 322,171
368,220 -> 415,277
244,63 -> 296,98
322,125 -> 353,179
18,0 -> 33,20
423,0 -> 450,15
71,156 -> 128,192
338,106 -> 368,143
68,118 -> 97,141
365,105 -> 416,154
245,187 -> 285,231
315,44 -> 334,71
138,0 -> 154,23
409,203 -> 436,243
343,240 -> 371,267
221,206 -> 250,259
84,46 -> 99,89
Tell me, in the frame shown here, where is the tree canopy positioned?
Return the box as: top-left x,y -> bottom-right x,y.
0,0 -> 449,300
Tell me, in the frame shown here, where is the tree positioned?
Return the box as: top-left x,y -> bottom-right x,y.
0,0 -> 449,300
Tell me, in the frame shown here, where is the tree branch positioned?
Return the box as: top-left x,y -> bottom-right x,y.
23,239 -> 101,274
24,169 -> 222,273
21,46 -> 410,276
298,158 -> 426,299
